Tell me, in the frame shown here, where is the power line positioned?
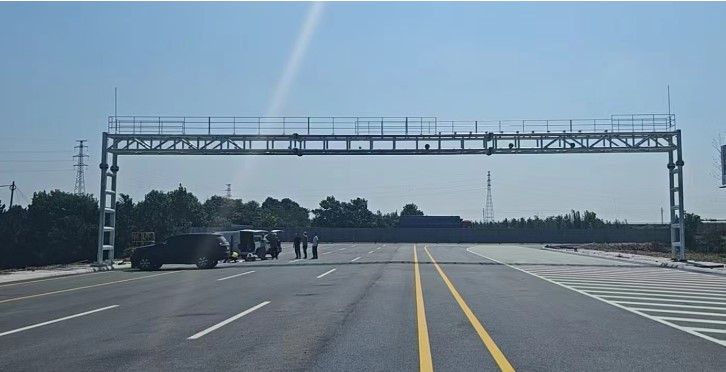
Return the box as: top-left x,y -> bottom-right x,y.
73,140 -> 89,195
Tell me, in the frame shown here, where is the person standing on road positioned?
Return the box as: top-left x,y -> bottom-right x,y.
311,234 -> 319,259
302,232 -> 309,259
293,234 -> 301,259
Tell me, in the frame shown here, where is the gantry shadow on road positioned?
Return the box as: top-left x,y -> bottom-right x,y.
117,261 -> 655,272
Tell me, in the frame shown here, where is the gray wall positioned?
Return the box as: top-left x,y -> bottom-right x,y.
276,227 -> 669,244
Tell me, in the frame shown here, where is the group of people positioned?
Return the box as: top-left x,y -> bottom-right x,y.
293,232 -> 319,259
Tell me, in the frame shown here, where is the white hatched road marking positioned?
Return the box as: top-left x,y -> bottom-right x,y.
570,286 -> 726,298
338,248 -> 346,251
217,271 -> 255,281
632,308 -> 726,317
0,305 -> 119,337
555,280 -> 726,293
317,268 -> 336,279
188,301 -> 269,340
368,250 -> 375,254
322,252 -> 333,255
351,257 -> 361,262
466,247 -> 726,348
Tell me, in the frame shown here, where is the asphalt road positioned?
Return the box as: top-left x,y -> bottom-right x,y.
2,243 -> 726,371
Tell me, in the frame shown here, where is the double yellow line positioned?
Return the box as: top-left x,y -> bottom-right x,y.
413,245 -> 515,372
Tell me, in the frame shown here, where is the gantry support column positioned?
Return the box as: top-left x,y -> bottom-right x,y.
95,132 -> 118,265
667,130 -> 686,261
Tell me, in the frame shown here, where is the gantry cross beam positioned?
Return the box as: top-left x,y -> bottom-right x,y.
96,114 -> 686,263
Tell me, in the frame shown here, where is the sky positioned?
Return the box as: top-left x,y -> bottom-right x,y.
0,2 -> 724,223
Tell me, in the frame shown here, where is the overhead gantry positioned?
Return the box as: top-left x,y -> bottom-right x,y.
96,114 -> 686,263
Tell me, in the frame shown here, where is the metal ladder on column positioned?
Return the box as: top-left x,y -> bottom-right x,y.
96,132 -> 117,265
668,130 -> 686,261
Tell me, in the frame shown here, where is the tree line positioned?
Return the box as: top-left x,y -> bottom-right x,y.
471,210 -> 622,229
1,185 -> 719,269
0,186 -> 425,269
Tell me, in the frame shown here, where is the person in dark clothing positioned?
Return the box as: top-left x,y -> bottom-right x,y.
302,232 -> 309,259
293,234 -> 301,259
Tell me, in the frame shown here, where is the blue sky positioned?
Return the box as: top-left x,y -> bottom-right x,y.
1,2 -> 724,222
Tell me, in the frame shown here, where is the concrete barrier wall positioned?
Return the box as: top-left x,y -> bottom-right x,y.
275,227 -> 669,244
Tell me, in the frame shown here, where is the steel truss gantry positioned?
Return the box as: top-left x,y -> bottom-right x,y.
96,114 -> 686,263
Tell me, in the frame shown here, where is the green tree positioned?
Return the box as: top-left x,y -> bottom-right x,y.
683,212 -> 702,249
24,190 -> 98,266
401,203 -> 424,216
134,185 -> 205,240
114,194 -> 134,257
260,197 -> 310,228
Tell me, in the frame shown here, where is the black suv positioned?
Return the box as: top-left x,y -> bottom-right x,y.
131,233 -> 230,271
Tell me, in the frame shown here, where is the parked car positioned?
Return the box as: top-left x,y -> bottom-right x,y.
131,233 -> 230,270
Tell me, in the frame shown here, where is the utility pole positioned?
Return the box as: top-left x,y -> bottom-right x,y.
74,140 -> 89,194
660,207 -> 664,225
225,183 -> 232,198
1,181 -> 16,208
484,171 -> 494,223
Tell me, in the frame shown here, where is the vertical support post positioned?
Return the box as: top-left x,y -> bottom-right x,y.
8,181 -> 15,208
96,132 -> 109,265
667,130 -> 686,261
405,117 -> 408,135
108,154 -> 118,261
208,117 -> 211,135
307,117 -> 310,135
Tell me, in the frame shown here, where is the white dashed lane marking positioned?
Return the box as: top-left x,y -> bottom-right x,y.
188,301 -> 269,340
0,305 -> 119,337
217,271 -> 255,281
317,268 -> 336,279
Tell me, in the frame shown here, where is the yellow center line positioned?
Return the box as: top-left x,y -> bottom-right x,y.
0,271 -> 180,304
414,244 -> 434,372
424,246 -> 515,372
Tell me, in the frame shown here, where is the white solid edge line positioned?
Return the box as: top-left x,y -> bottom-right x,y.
317,268 -> 336,279
465,247 -> 726,349
0,305 -> 119,337
290,259 -> 301,263
338,248 -> 346,251
217,271 -> 255,281
322,252 -> 332,255
0,270 -> 111,288
188,301 -> 270,340
0,271 -> 180,304
351,257 -> 361,262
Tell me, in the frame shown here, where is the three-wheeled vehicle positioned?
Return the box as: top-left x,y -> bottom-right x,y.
239,229 -> 270,260
216,229 -> 283,261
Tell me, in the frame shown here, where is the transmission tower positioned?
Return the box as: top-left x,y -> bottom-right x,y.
484,171 -> 494,223
73,140 -> 89,195
225,183 -> 232,198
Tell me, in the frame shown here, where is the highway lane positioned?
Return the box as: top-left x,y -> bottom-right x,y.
2,243 -> 726,371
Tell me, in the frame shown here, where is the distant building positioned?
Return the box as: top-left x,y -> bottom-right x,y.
399,215 -> 463,228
